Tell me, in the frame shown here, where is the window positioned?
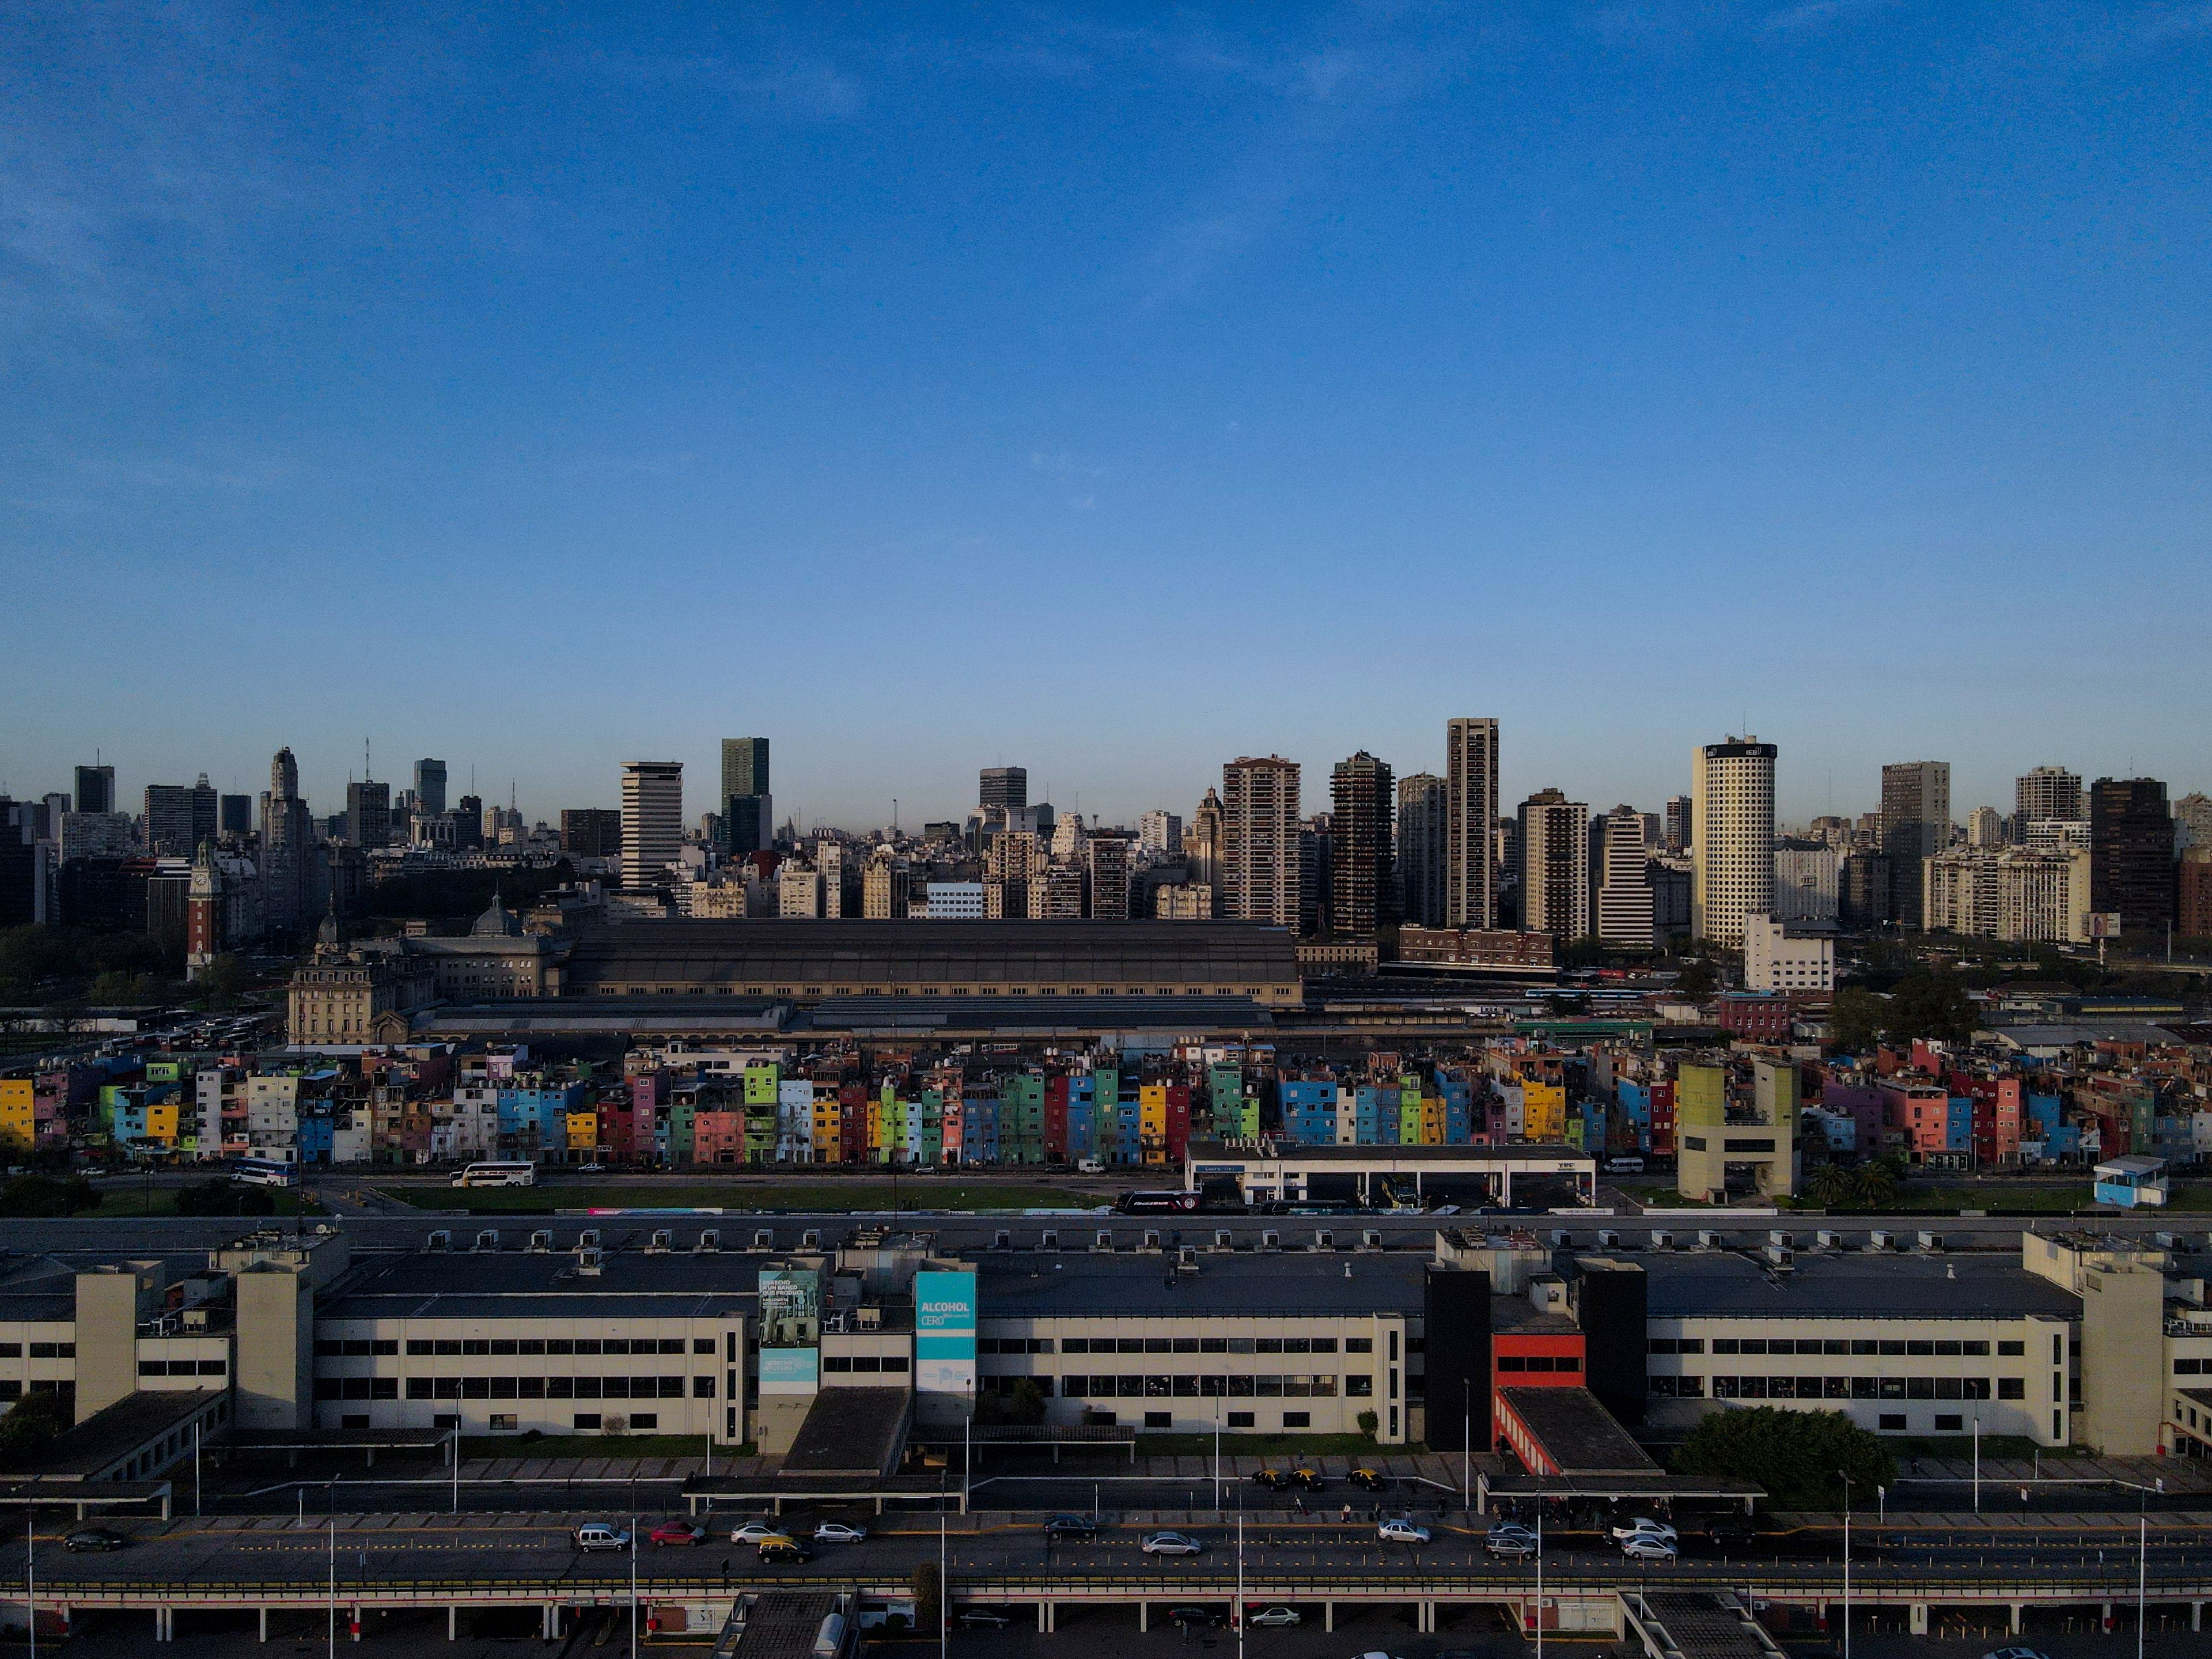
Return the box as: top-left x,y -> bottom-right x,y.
1878,1414 -> 1907,1431
1346,1376 -> 1373,1397
695,1376 -> 715,1397
488,1414 -> 517,1432
1934,1414 -> 1963,1433
1998,1378 -> 2025,1400
1346,1338 -> 1373,1354
694,1338 -> 715,1355
1282,1411 -> 1310,1429
573,1414 -> 601,1430
631,1414 -> 658,1430
406,1339 -> 433,1357
406,1378 -> 433,1400
1144,1411 -> 1172,1428
1998,1340 -> 2025,1357
1227,1411 -> 1254,1429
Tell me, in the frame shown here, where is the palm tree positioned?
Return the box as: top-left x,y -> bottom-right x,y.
1852,1161 -> 1900,1207
1806,1164 -> 1855,1208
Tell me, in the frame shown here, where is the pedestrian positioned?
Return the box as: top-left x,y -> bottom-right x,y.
1340,1503 -> 1351,1524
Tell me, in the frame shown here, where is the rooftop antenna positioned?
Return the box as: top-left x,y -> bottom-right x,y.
364,737 -> 372,783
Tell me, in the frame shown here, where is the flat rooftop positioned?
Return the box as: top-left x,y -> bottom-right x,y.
1497,1384 -> 1658,1476
319,1249 -> 760,1323
780,1387 -> 910,1479
1186,1139 -> 1590,1166
7,1388 -> 215,1479
976,1253 -> 1428,1321
1642,1251 -> 2081,1320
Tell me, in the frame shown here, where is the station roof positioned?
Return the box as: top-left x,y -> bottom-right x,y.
1642,1251 -> 2080,1320
976,1252 -> 1428,1320
1496,1385 -> 1658,1476
1185,1139 -> 1590,1166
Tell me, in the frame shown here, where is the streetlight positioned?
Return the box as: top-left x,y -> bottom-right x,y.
1836,1471 -> 1853,1659
2106,1476 -> 2163,1659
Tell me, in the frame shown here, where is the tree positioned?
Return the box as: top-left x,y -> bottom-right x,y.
196,953 -> 250,1007
1356,1409 -> 1380,1442
1828,987 -> 1886,1056
0,1389 -> 74,1466
1851,1159 -> 1902,1208
909,1560 -> 941,1637
1805,1164 -> 1855,1208
1885,974 -> 1976,1046
1673,959 -> 1719,1001
1672,1406 -> 1892,1512
0,1174 -> 99,1218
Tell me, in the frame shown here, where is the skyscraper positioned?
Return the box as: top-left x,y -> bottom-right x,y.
75,764 -> 115,816
1517,789 -> 1589,940
1137,810 -> 1182,856
1221,756 -> 1301,928
1591,805 -> 1655,946
2089,778 -> 2175,938
1185,789 -> 1225,917
1880,762 -> 1952,929
345,779 -> 392,850
145,776 -> 218,856
413,759 -> 448,817
1328,751 -> 1394,936
720,738 -> 771,856
1663,795 -> 1692,856
1395,772 -> 1446,928
560,808 -> 623,859
1692,736 -> 1777,946
1087,834 -> 1131,921
219,795 -> 252,838
621,761 -> 685,889
2015,765 -> 2084,829
979,767 -> 1028,814
259,747 -> 321,933
1444,717 -> 1499,930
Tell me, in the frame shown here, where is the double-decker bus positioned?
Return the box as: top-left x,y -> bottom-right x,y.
451,1161 -> 537,1188
232,1157 -> 298,1188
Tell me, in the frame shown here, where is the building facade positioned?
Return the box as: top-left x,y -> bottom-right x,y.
1517,789 -> 1589,941
1880,761 -> 1951,931
1221,756 -> 1301,929
1691,737 -> 1777,947
620,761 -> 684,889
1445,718 -> 1501,930
1328,752 -> 1393,936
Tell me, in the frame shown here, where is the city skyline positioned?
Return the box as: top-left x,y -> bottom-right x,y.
5,5 -> 2208,821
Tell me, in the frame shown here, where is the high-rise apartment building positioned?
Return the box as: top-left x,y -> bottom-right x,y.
719,738 -> 771,856
1328,751 -> 1394,936
863,852 -> 911,919
2174,793 -> 2212,852
1221,756 -> 1301,929
144,776 -> 219,856
1590,804 -> 1654,946
1663,795 -> 1693,855
620,762 -> 684,889
1517,789 -> 1589,940
413,759 -> 448,817
1137,810 -> 1182,857
1395,773 -> 1446,929
1967,805 -> 2006,848
560,808 -> 623,859
2015,766 -> 2084,829
1880,761 -> 1951,930
1924,847 -> 2092,944
344,779 -> 392,851
979,767 -> 1028,815
259,747 -> 321,933
1087,835 -> 1131,921
1444,718 -> 1499,930
75,764 -> 115,816
1771,838 -> 1840,922
2089,778 -> 2175,938
1691,737 -> 1777,946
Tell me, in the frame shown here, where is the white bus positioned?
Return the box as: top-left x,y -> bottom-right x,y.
452,1161 -> 537,1188
233,1157 -> 298,1189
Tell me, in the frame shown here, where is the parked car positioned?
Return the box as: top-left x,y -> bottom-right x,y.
1377,1518 -> 1431,1545
1043,1515 -> 1098,1541
648,1521 -> 705,1547
574,1524 -> 631,1552
955,1609 -> 1013,1629
1484,1525 -> 1538,1560
1252,1468 -> 1291,1490
1287,1467 -> 1324,1491
1980,1649 -> 2052,1659
1167,1608 -> 1222,1628
730,1520 -> 782,1544
1619,1534 -> 1678,1562
1141,1531 -> 1204,1556
1347,1467 -> 1386,1492
813,1522 -> 868,1544
62,1528 -> 129,1554
1610,1518 -> 1679,1545
1702,1512 -> 1757,1544
759,1537 -> 815,1564
1243,1606 -> 1301,1627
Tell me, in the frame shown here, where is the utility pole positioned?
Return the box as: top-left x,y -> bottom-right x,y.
1838,1471 -> 1852,1659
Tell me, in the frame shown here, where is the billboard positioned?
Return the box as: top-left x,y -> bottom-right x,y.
914,1269 -> 977,1399
2086,913 -> 2124,940
757,1267 -> 821,1396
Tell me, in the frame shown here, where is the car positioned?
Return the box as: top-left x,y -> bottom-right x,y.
62,1528 -> 129,1554
648,1521 -> 705,1547
1484,1526 -> 1538,1560
1166,1608 -> 1222,1628
955,1609 -> 1014,1629
1043,1515 -> 1097,1541
1141,1531 -> 1204,1556
1377,1518 -> 1431,1545
1702,1513 -> 1758,1544
730,1520 -> 782,1544
1347,1467 -> 1386,1491
575,1524 -> 631,1551
1288,1467 -> 1324,1490
1980,1650 -> 2054,1659
1242,1606 -> 1301,1628
1619,1535 -> 1678,1562
1610,1518 -> 1679,1544
813,1522 -> 868,1544
1252,1468 -> 1290,1490
759,1538 -> 815,1564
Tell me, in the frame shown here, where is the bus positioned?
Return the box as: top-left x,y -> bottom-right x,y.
452,1161 -> 537,1188
1114,1190 -> 1199,1214
232,1157 -> 298,1189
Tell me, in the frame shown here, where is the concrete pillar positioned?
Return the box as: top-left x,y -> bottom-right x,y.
1036,1603 -> 1047,1634
259,1608 -> 269,1643
2010,1605 -> 2024,1635
1044,1603 -> 1055,1634
1139,1604 -> 1148,1634
448,1607 -> 459,1641
1908,1604 -> 1929,1637
2192,1602 -> 2203,1633
1324,1603 -> 1334,1634
351,1604 -> 362,1642
2101,1603 -> 2115,1634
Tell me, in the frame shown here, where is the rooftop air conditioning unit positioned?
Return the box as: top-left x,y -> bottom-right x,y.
1764,1245 -> 1794,1271
1260,1229 -> 1281,1251
1361,1230 -> 1382,1251
1040,1229 -> 1060,1251
474,1229 -> 499,1253
993,1229 -> 1012,1250
696,1229 -> 720,1253
1869,1230 -> 1896,1252
1814,1230 -> 1841,1251
1696,1230 -> 1724,1251
800,1229 -> 822,1250
1178,1245 -> 1198,1269
577,1248 -> 603,1277
1212,1229 -> 1233,1252
1142,1230 -> 1162,1252
528,1229 -> 552,1252
1314,1230 -> 1335,1252
1916,1230 -> 1944,1253
1596,1229 -> 1620,1250
648,1229 -> 673,1253
578,1229 -> 601,1250
1768,1230 -> 1794,1251
1093,1230 -> 1114,1253
753,1229 -> 774,1251
426,1230 -> 450,1252
1550,1230 -> 1574,1248
1649,1230 -> 1673,1251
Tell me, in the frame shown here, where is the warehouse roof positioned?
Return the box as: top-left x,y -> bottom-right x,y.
1643,1252 -> 2080,1320
319,1249 -> 761,1321
975,1253 -> 1427,1320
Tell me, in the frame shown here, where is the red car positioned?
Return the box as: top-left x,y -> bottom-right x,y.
649,1521 -> 706,1547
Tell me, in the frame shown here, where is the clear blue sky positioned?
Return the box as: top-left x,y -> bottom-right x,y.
5,2 -> 2207,832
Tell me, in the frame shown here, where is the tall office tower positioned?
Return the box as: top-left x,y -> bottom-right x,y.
144,776 -> 219,856
344,779 -> 392,850
1221,756 -> 1301,928
1137,810 -> 1183,857
1771,837 -> 1841,922
2015,765 -> 2084,830
1328,751 -> 1395,936
1590,805 -> 1655,946
1663,795 -> 1692,855
258,747 -> 322,933
1967,806 -> 2006,848
413,759 -> 448,817
1691,736 -> 1777,946
2089,777 -> 2175,937
559,808 -> 623,859
1395,772 -> 1446,928
1879,761 -> 1952,930
620,761 -> 685,889
719,738 -> 771,855
75,764 -> 115,816
1184,789 -> 1224,916
1444,718 -> 1500,929
979,767 -> 1028,815
1517,789 -> 1589,940
1299,819 -> 1332,936
219,795 -> 252,838
1087,835 -> 1131,920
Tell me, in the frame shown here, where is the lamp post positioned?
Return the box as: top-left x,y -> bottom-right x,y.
1461,1378 -> 1471,1516
1837,1471 -> 1852,1659
630,1509 -> 639,1659
26,1508 -> 36,1659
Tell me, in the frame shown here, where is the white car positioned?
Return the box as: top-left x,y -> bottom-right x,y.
1620,1534 -> 1678,1562
1610,1518 -> 1679,1544
1142,1531 -> 1204,1556
813,1522 -> 868,1544
1243,1607 -> 1300,1628
1376,1518 -> 1430,1545
729,1520 -> 782,1544
574,1524 -> 631,1551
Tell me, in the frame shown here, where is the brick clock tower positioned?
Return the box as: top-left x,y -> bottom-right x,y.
186,840 -> 222,979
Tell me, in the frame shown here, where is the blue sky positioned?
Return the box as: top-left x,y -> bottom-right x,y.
4,1 -> 2207,832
